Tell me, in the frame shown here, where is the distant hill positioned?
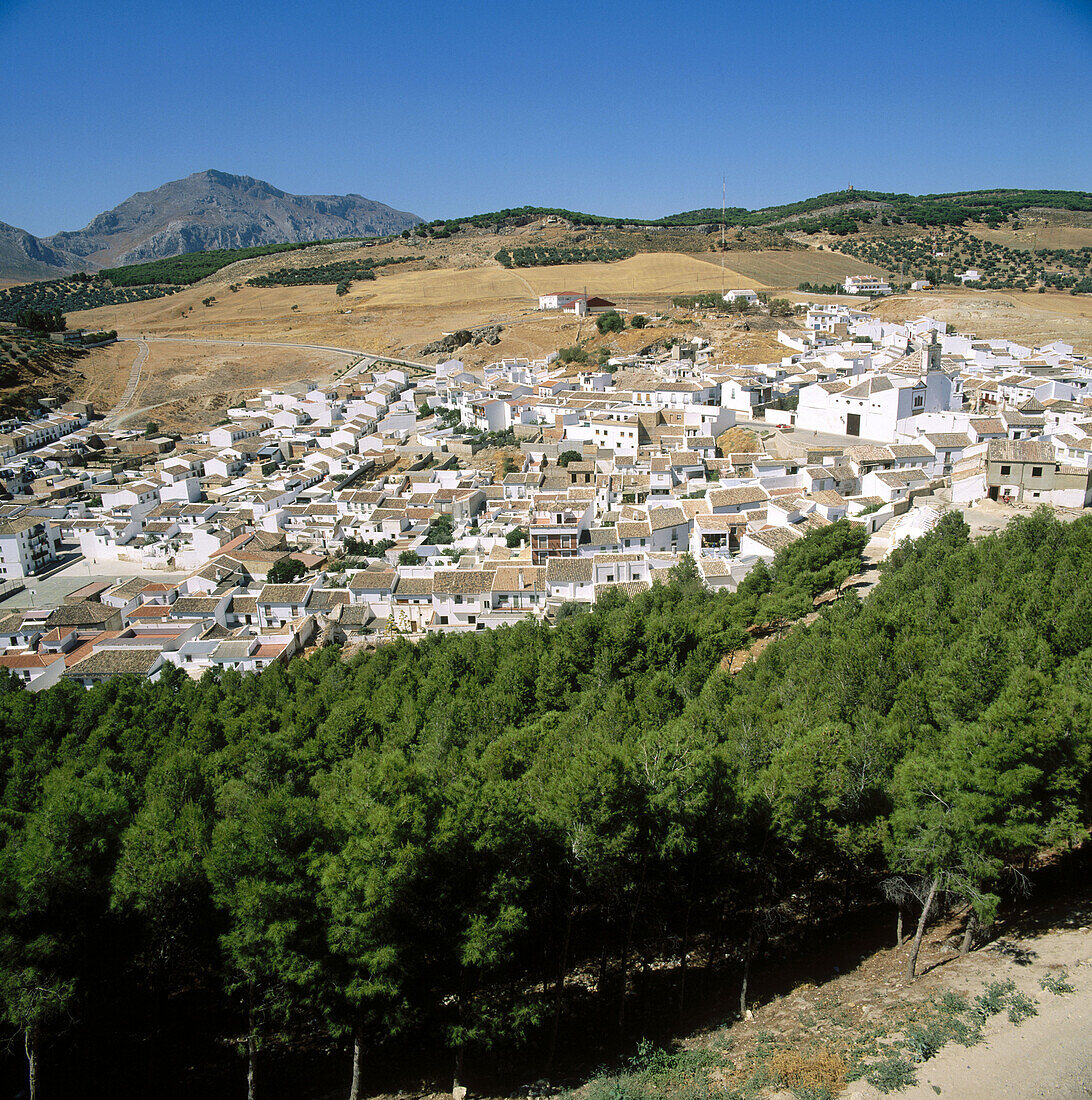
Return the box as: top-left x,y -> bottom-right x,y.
0,170 -> 423,279
0,221 -> 85,282
427,189 -> 1092,234
658,188 -> 1092,231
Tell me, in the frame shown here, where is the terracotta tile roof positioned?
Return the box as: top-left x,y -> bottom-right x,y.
393,576 -> 434,597
64,648 -> 162,677
432,570 -> 493,595
545,557 -> 593,583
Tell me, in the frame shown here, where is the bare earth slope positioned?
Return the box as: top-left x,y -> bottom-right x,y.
872,289 -> 1092,354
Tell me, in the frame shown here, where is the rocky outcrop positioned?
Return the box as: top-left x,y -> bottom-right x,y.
420,325 -> 503,356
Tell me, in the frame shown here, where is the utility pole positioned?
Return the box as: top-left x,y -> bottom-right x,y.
721,176 -> 726,298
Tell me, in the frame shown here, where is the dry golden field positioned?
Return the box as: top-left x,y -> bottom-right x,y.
713,248 -> 890,285
118,341 -> 348,430
55,231 -> 1092,430
967,224 -> 1092,250
872,288 -> 1092,354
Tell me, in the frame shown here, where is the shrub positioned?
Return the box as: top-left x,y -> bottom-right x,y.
1040,970 -> 1076,995
770,1047 -> 847,1095
975,979 -> 1016,1018
14,307 -> 65,334
1007,991 -> 1038,1024
630,314 -> 648,328
267,557 -> 307,584
866,1056 -> 917,1093
557,345 -> 588,365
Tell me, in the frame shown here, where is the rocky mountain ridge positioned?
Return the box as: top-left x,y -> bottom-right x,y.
1,170 -> 423,279
0,222 -> 86,282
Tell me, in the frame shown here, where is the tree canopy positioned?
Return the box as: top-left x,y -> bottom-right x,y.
0,512 -> 1089,1097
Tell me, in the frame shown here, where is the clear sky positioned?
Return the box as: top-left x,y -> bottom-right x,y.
2,0 -> 1090,236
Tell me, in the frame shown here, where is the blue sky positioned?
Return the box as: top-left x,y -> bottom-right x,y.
2,0 -> 1090,235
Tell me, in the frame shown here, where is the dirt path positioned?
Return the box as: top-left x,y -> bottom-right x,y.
847,922 -> 1092,1100
105,338 -> 148,421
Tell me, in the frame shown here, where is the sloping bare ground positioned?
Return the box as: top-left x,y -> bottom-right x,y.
682,885 -> 1092,1100
870,289 -> 1092,355
58,240 -> 1092,429
848,928 -> 1092,1099
73,340 -> 348,432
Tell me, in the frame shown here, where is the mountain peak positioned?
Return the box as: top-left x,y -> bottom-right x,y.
0,172 -> 423,277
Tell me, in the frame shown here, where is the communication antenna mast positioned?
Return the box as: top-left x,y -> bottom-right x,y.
721,176 -> 726,297
721,176 -> 726,249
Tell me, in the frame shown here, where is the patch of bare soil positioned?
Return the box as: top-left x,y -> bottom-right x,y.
670,877 -> 1092,1100
100,341 -> 346,432
871,289 -> 1092,355
717,427 -> 760,455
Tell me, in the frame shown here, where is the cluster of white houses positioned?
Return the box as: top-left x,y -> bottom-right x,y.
0,305 -> 1089,689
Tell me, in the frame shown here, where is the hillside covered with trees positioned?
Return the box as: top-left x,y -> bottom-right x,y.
0,511 -> 1090,1100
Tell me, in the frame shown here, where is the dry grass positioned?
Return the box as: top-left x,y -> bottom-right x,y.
724,247 -> 891,285
968,224 -> 1092,250
769,1046 -> 849,1093
108,341 -> 347,431
871,288 -> 1092,354
716,426 -> 759,455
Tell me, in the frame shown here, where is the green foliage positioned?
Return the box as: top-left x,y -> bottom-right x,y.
495,246 -> 632,268
1040,969 -> 1076,995
797,282 -> 844,295
505,526 -> 528,548
343,536 -> 394,558
558,450 -> 584,467
596,310 -> 625,334
0,511 -> 1089,1093
267,557 -> 308,584
102,241 -> 328,286
557,344 -> 589,364
1006,991 -> 1038,1024
630,314 -> 648,328
246,255 -> 420,289
397,549 -> 422,566
14,306 -> 66,334
866,1055 -> 917,1093
660,188 -> 1092,230
424,514 -> 454,545
673,292 -> 729,310
836,226 -> 1092,293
